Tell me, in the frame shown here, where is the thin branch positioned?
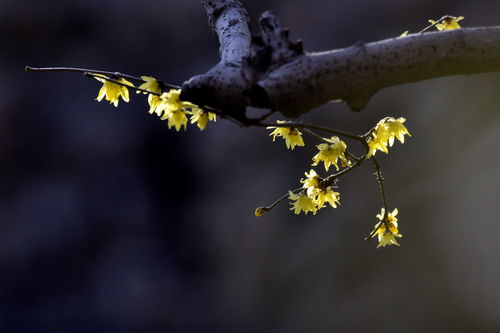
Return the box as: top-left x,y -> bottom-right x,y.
364,156 -> 389,241
85,73 -> 161,96
321,154 -> 364,188
25,66 -> 180,90
256,27 -> 500,117
255,187 -> 302,215
254,121 -> 365,142
418,15 -> 462,34
301,128 -> 327,141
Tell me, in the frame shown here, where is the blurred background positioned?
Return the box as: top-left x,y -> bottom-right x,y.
1,0 -> 500,332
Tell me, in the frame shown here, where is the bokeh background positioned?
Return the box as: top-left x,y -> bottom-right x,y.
1,0 -> 500,332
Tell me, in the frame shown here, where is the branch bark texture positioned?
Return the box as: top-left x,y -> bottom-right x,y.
184,1 -> 500,118
181,0 -> 252,116
258,27 -> 500,117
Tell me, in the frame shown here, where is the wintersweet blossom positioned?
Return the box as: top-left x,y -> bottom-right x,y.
267,121 -> 305,150
429,16 -> 464,31
152,89 -> 202,131
190,109 -> 217,130
289,191 -> 317,215
138,76 -> 162,114
371,208 -> 402,248
314,188 -> 340,209
311,136 -> 349,171
95,75 -> 134,107
366,117 -> 411,158
300,169 -> 321,197
299,169 -> 341,210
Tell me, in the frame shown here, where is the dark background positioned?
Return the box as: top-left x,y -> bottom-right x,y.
1,0 -> 500,332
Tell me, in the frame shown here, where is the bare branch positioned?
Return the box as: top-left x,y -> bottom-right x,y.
201,0 -> 251,63
255,27 -> 500,116
184,3 -> 500,119
181,0 -> 252,116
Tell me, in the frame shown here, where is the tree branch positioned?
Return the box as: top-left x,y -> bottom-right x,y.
255,27 -> 500,117
181,0 -> 252,116
182,2 -> 500,119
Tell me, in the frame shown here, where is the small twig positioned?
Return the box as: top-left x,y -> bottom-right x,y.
321,154 -> 364,188
364,156 -> 389,241
302,128 -> 327,141
255,187 -> 302,215
418,15 -> 454,34
85,73 -> 162,96
255,121 -> 364,142
25,66 -> 181,90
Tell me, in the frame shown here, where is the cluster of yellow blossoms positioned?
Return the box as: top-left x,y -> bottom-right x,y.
267,125 -> 348,215
94,73 -> 411,249
366,117 -> 411,158
371,208 -> 402,248
265,117 -> 410,248
94,75 -> 216,131
289,169 -> 340,215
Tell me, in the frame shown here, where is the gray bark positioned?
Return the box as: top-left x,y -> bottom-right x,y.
182,1 -> 500,118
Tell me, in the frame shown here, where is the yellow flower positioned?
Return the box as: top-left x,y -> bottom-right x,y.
311,136 -> 349,171
267,121 -> 305,150
138,76 -> 161,94
300,169 -> 321,197
429,16 -> 464,31
289,191 -> 317,215
366,117 -> 411,158
190,109 -> 217,130
138,76 -> 163,114
95,75 -> 134,107
152,89 -> 202,132
163,108 -> 188,131
299,169 -> 340,210
314,188 -> 340,209
371,208 -> 402,248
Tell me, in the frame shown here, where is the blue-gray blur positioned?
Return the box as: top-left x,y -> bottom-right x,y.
1,0 -> 500,332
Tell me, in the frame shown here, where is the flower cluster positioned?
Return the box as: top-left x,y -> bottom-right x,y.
366,117 -> 411,158
264,117 -> 410,248
267,121 -> 305,150
371,208 -> 402,248
265,126 -> 348,215
429,16 -> 464,31
289,169 -> 340,215
95,75 -> 216,131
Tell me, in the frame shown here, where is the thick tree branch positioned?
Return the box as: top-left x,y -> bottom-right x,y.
255,27 -> 500,117
181,0 -> 252,116
184,2 -> 500,119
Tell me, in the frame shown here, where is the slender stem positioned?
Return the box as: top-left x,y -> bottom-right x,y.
302,128 -> 327,141
255,121 -> 364,142
256,187 -> 302,214
25,66 -> 181,90
364,156 -> 389,241
371,156 -> 388,213
321,155 -> 364,187
418,15 -> 456,34
87,73 -> 162,96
